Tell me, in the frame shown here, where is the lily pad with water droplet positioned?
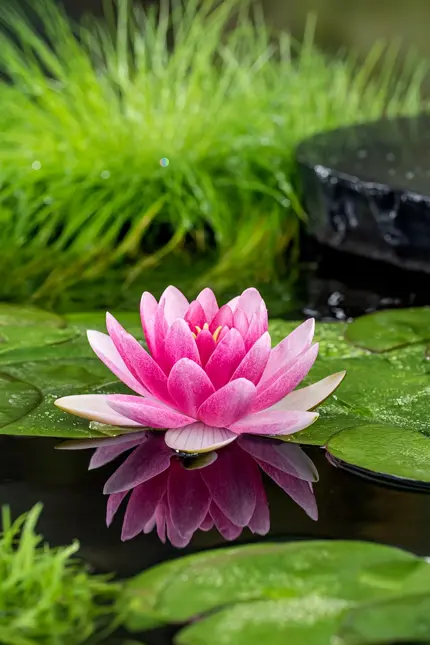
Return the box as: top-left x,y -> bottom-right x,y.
0,303 -> 66,327
346,307 -> 430,352
0,325 -> 77,356
0,373 -> 41,428
336,593 -> 430,645
326,425 -> 430,483
122,540 -> 430,645
0,364 -> 131,438
284,349 -> 430,481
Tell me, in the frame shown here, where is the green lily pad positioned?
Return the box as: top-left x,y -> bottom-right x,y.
0,304 -> 66,328
288,350 -> 430,438
123,541 -> 430,645
0,372 -> 41,427
326,425 -> 430,483
337,593 -> 430,644
0,363 -> 129,438
0,325 -> 76,355
177,598 -> 344,645
123,541 -> 421,626
346,307 -> 430,352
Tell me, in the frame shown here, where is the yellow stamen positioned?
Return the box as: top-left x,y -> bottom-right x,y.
195,326 -> 202,334
212,326 -> 223,342
203,322 -> 210,330
192,332 -> 197,339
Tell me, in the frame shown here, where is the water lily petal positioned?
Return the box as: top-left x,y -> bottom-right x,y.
108,395 -> 195,428
260,318 -> 315,387
89,437 -> 146,470
106,313 -> 171,403
103,435 -> 171,494
239,436 -> 319,482
87,330 -> 150,397
56,430 -> 148,450
197,378 -> 256,427
155,500 -> 167,543
143,515 -> 157,534
195,329 -> 217,366
159,285 -> 189,325
140,291 -> 159,358
165,423 -> 237,453
229,409 -> 318,436
210,503 -> 243,540
55,394 -> 141,426
200,513 -> 214,531
163,318 -> 201,371
269,371 -> 346,412
184,300 -> 206,329
154,298 -> 169,371
121,470 -> 168,540
233,307 -> 249,336
166,507 -> 194,547
226,295 -> 240,312
243,305 -> 268,350
209,304 -> 233,334
205,328 -> 246,389
253,343 -> 319,412
168,358 -> 215,417
248,480 -> 270,535
196,287 -> 219,323
237,287 -> 264,319
201,444 -> 259,526
259,462 -> 318,520
106,491 -> 128,527
168,463 -> 211,536
231,331 -> 271,384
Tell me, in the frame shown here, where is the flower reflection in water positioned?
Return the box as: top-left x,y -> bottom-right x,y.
60,431 -> 318,547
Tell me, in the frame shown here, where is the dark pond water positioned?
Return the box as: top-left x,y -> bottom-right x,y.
1,434 -> 429,645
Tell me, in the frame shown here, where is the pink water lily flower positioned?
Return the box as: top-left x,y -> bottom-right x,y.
58,432 -> 319,547
55,286 -> 345,453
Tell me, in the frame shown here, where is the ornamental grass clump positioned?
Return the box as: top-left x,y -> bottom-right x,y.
0,0 -> 426,309
0,504 -> 121,645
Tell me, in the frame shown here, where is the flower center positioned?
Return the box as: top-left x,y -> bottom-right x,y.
192,322 -> 223,342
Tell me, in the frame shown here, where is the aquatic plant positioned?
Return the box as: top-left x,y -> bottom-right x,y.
122,540 -> 430,645
0,0 -> 426,309
0,504 -> 121,645
59,432 -> 318,546
55,286 -> 345,452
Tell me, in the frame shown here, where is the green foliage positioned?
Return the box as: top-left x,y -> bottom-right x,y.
0,0 -> 427,309
122,540 -> 430,645
0,504 -> 121,645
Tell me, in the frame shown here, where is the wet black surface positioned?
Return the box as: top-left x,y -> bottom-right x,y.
1,436 -> 429,578
296,115 -> 430,273
299,238 -> 430,321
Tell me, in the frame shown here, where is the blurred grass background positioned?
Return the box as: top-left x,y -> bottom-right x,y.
0,0 -> 427,312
